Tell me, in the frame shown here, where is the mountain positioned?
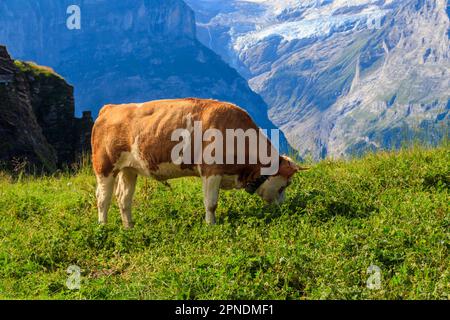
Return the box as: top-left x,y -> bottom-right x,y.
187,0 -> 450,159
0,46 -> 93,171
0,0 -> 290,152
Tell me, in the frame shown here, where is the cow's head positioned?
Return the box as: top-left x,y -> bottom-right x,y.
255,156 -> 305,204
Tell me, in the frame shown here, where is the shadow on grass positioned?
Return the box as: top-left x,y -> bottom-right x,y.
423,173 -> 449,190
219,189 -> 378,226
287,189 -> 378,222
218,204 -> 285,225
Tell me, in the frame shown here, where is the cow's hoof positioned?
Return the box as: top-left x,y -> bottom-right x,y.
123,222 -> 135,229
205,217 -> 216,225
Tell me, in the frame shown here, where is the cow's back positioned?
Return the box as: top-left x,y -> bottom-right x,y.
92,98 -> 258,177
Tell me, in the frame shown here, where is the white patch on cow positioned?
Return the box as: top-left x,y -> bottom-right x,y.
113,136 -> 150,176
114,152 -> 133,171
113,135 -> 199,181
130,136 -> 150,175
256,175 -> 289,204
150,162 -> 199,181
136,103 -> 144,108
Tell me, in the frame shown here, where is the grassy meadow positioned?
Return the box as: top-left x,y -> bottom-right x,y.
0,145 -> 448,300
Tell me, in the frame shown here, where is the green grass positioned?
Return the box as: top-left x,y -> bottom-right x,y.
0,146 -> 448,300
14,60 -> 63,79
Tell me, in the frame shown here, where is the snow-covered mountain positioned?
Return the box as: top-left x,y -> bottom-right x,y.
187,0 -> 450,158
187,0 -> 400,76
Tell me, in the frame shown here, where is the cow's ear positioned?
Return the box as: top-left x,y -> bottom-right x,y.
279,155 -> 309,178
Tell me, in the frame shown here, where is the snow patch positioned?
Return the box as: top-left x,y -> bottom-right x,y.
234,10 -> 388,52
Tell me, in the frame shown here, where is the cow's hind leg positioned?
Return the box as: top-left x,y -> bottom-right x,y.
202,175 -> 222,225
96,174 -> 115,225
116,168 -> 138,229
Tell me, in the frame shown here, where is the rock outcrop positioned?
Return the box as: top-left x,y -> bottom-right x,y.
0,46 -> 57,171
0,46 -> 93,171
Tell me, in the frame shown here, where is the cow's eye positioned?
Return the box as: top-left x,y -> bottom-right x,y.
279,186 -> 286,194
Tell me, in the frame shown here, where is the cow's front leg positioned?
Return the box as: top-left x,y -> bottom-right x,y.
202,175 -> 222,225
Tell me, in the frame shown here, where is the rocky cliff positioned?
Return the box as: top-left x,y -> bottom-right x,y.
0,46 -> 93,171
0,0 -> 290,152
0,46 -> 57,171
188,0 -> 450,159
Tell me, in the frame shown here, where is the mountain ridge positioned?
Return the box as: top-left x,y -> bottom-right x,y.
187,0 -> 450,159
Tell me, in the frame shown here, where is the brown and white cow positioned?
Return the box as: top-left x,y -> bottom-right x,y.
92,98 -> 302,228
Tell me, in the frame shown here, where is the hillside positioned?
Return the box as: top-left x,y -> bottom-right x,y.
0,145 -> 448,299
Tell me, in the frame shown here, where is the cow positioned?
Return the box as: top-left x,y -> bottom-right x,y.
91,98 -> 303,228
